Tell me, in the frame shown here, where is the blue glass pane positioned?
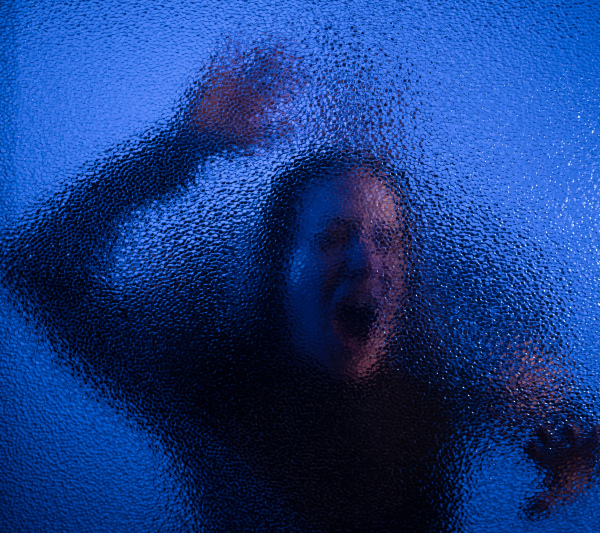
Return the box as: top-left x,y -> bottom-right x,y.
2,1 -> 599,530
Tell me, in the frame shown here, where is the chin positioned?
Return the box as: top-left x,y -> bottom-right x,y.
331,334 -> 386,381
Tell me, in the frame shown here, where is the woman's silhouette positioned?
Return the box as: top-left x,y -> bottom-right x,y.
2,40 -> 598,530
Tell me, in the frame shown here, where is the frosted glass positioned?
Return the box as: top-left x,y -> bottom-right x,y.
2,1 -> 599,530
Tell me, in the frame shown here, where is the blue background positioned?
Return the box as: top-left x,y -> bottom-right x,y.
1,0 -> 600,530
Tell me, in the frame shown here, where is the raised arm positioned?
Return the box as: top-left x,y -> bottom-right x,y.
1,41 -> 299,383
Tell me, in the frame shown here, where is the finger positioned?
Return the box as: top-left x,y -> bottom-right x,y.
536,425 -> 553,446
523,491 -> 554,520
565,423 -> 581,443
592,424 -> 600,444
586,425 -> 600,458
526,441 -> 543,460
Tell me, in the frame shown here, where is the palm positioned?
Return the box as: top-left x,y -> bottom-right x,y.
525,423 -> 600,517
190,40 -> 300,148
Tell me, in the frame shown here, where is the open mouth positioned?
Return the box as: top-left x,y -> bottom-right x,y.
334,301 -> 379,341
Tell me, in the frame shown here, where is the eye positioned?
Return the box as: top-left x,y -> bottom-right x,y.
316,222 -> 354,252
372,227 -> 403,253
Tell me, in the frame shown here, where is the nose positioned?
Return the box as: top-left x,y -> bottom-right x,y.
345,235 -> 373,278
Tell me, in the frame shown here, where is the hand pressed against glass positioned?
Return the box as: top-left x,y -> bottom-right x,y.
190,42 -> 299,148
285,167 -> 408,380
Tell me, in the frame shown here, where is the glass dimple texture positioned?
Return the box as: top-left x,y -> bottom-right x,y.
1,1 -> 599,531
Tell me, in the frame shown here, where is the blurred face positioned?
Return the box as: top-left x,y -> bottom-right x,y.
285,167 -> 409,380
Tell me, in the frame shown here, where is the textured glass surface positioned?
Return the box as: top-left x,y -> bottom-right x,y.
1,1 -> 600,531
